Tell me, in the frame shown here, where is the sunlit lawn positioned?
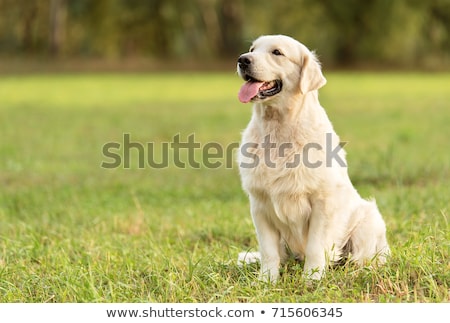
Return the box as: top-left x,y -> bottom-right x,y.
0,71 -> 449,302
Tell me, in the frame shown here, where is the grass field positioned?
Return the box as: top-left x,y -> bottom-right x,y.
0,72 -> 449,302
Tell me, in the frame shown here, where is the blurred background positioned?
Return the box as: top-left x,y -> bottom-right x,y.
1,0 -> 449,303
0,0 -> 449,71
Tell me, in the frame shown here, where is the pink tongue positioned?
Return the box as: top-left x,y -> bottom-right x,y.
238,81 -> 264,103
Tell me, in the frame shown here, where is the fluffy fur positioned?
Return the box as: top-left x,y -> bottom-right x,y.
236,35 -> 389,282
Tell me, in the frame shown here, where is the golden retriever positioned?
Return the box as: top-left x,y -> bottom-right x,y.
236,35 -> 389,282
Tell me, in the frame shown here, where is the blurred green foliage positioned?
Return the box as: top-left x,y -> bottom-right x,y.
0,0 -> 448,68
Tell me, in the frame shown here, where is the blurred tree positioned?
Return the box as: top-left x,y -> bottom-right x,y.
313,0 -> 395,65
0,0 -> 50,55
424,0 -> 450,67
0,0 -> 447,68
49,0 -> 66,56
217,0 -> 243,58
21,1 -> 39,53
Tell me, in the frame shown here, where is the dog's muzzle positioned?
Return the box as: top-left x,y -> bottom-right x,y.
237,54 -> 282,103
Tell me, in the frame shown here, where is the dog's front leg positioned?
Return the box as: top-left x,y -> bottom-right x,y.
250,196 -> 281,283
303,240 -> 327,280
303,205 -> 337,280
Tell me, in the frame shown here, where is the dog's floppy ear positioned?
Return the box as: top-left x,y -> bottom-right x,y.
300,53 -> 327,94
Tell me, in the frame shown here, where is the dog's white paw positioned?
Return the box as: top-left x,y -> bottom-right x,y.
237,251 -> 261,267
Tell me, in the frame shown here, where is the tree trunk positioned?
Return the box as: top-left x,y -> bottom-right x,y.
218,0 -> 243,58
49,0 -> 67,57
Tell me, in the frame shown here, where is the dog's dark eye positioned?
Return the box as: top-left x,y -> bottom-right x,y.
272,49 -> 283,56
249,47 -> 254,52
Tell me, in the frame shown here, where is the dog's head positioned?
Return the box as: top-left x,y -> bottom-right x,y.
237,35 -> 326,103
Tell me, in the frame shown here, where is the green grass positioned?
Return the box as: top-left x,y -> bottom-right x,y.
0,71 -> 449,302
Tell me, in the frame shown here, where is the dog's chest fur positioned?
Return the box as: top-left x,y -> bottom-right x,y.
238,108 -> 324,230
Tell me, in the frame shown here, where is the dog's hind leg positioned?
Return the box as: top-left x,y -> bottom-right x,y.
350,199 -> 390,265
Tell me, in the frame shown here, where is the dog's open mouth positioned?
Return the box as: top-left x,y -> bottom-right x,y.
238,76 -> 282,103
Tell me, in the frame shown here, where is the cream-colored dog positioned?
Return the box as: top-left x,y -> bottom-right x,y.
236,35 -> 389,282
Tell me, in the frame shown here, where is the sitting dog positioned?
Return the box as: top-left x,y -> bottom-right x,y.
236,35 -> 389,281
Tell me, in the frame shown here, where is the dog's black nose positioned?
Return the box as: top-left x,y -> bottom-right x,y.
238,54 -> 252,68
